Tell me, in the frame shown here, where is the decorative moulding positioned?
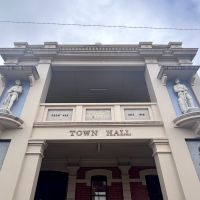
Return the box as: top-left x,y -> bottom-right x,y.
144,58 -> 158,64
26,140 -> 47,157
157,65 -> 200,85
85,169 -> 112,186
33,121 -> 164,128
139,42 -> 153,49
0,65 -> 40,86
0,42 -> 198,62
38,58 -> 52,64
168,42 -> 182,48
44,42 -> 58,49
14,42 -> 28,48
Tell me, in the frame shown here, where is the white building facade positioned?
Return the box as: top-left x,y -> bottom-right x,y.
0,42 -> 200,200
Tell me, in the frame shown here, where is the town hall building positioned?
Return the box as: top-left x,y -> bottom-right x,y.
0,42 -> 200,200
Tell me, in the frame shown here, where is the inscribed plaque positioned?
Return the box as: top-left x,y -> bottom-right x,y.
47,109 -> 73,121
86,109 -> 112,121
124,109 -> 150,120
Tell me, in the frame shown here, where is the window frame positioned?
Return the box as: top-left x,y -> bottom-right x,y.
90,175 -> 107,200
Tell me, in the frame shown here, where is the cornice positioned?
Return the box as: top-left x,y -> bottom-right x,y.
33,121 -> 164,128
0,65 -> 40,86
157,65 -> 200,85
0,42 -> 198,62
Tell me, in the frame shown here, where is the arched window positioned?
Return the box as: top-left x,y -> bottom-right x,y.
91,175 -> 107,200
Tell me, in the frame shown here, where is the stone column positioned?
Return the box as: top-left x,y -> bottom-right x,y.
150,139 -> 184,200
0,59 -> 51,200
119,166 -> 131,200
66,166 -> 79,200
146,58 -> 200,199
14,140 -> 47,200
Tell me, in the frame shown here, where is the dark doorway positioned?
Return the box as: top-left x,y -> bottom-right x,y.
145,175 -> 163,200
34,171 -> 68,200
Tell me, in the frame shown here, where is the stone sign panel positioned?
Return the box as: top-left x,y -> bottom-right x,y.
186,140 -> 200,180
47,109 -> 73,121
85,109 -> 112,121
69,129 -> 132,137
124,109 -> 150,120
32,126 -> 166,140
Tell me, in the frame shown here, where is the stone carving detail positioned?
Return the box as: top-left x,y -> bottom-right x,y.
0,80 -> 24,130
0,80 -> 23,114
173,78 -> 197,114
124,109 -> 150,120
47,109 -> 73,121
86,109 -> 111,121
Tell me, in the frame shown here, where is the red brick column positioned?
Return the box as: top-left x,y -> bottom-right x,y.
130,182 -> 149,200
107,182 -> 124,200
75,183 -> 90,200
129,166 -> 156,200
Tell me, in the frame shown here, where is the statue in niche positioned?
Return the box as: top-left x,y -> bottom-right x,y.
2,80 -> 23,113
173,78 -> 195,114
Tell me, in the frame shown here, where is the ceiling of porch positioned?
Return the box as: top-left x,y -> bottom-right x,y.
42,141 -> 154,167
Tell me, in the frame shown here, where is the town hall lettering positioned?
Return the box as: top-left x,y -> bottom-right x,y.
70,130 -> 98,136
69,129 -> 132,137
106,129 -> 131,136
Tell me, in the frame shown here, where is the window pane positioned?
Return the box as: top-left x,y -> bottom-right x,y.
91,176 -> 107,199
98,192 -> 106,195
99,197 -> 106,200
0,141 -> 10,169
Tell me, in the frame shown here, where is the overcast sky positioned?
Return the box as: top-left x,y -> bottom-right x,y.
0,0 -> 200,64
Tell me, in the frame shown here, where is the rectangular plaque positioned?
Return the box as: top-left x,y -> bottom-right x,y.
124,108 -> 150,120
47,109 -> 73,121
186,140 -> 200,180
86,109 -> 112,121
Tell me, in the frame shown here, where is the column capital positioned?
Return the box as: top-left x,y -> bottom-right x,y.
118,165 -> 131,175
26,140 -> 47,157
38,58 -> 52,64
145,58 -> 158,64
67,166 -> 79,176
149,139 -> 171,156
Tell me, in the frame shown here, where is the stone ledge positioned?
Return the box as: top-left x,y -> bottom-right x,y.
0,112 -> 23,130
33,121 -> 163,127
173,112 -> 200,133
